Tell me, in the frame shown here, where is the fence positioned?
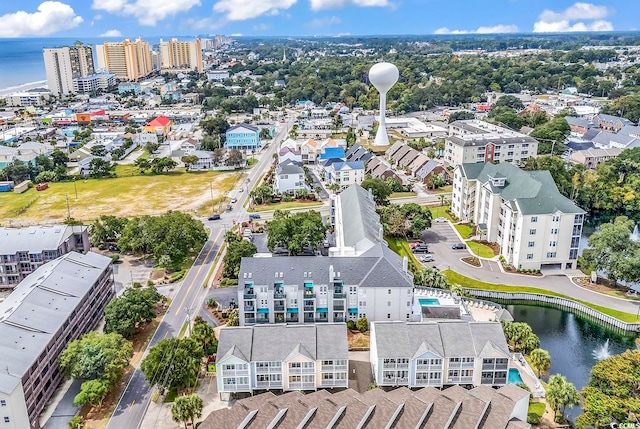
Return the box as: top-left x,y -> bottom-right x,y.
467,289 -> 640,334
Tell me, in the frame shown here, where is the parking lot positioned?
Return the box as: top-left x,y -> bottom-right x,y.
419,221 -> 469,269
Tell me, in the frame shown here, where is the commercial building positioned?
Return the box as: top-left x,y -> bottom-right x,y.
216,324 -> 348,395
225,123 -> 260,151
237,184 -> 414,325
451,162 -> 585,270
43,43 -> 95,95
444,120 -> 538,167
0,225 -> 90,288
159,38 -> 203,73
72,72 -> 116,94
96,38 -> 153,81
200,384 -> 530,429
370,321 -> 511,388
5,90 -> 52,107
0,252 -> 114,429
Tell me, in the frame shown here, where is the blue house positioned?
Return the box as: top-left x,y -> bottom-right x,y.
225,123 -> 260,151
118,83 -> 141,95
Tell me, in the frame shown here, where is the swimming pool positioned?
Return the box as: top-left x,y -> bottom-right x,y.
418,298 -> 441,306
508,368 -> 524,384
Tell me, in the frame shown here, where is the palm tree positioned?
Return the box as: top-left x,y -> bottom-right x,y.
171,394 -> 204,429
328,183 -> 340,194
546,374 -> 580,423
528,348 -> 551,378
415,267 -> 448,289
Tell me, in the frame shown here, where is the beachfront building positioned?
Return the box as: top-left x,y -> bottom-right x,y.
225,124 -> 260,151
43,43 -> 95,95
96,38 -> 153,81
452,162 -> 585,271
72,71 -> 116,94
370,321 -> 511,388
159,38 -> 203,73
216,324 -> 348,395
0,252 -> 114,429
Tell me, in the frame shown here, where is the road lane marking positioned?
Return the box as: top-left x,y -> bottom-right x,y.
128,400 -> 135,411
175,228 -> 224,315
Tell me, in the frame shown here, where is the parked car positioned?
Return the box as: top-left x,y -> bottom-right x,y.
412,245 -> 429,253
419,254 -> 435,262
226,205 -> 232,212
451,242 -> 466,250
249,213 -> 261,219
435,217 -> 447,223
108,244 -> 120,252
208,214 -> 221,221
409,241 -> 425,249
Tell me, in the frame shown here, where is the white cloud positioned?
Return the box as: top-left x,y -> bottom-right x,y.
434,24 -> 518,35
0,1 -> 83,37
306,15 -> 341,27
252,23 -> 271,31
92,0 -> 201,26
99,29 -> 123,37
213,0 -> 296,21
533,2 -> 614,32
230,33 -> 243,36
309,0 -> 389,10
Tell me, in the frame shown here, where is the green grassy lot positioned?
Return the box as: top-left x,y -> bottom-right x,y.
386,236 -> 421,272
248,201 -> 322,212
432,185 -> 453,194
428,206 -> 453,222
390,192 -> 417,199
454,223 -> 473,239
528,402 -> 545,418
0,170 -> 239,224
466,241 -> 495,258
443,270 -> 639,323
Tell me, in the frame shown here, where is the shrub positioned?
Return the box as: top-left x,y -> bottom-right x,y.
110,254 -> 120,262
356,316 -> 369,333
220,278 -> 239,287
347,320 -> 356,330
169,270 -> 186,283
147,280 -> 155,287
527,413 -> 540,425
207,298 -> 217,308
133,281 -> 142,288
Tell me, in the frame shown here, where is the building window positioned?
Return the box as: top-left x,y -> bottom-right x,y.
549,241 -> 557,247
388,289 -> 391,294
551,229 -> 558,234
3,417 -> 9,423
387,313 -> 391,319
546,252 -> 557,258
388,301 -> 391,306
528,241 -> 535,247
527,254 -> 533,260
531,216 -> 537,222
0,400 -> 5,407
529,229 -> 536,235
552,215 -> 560,222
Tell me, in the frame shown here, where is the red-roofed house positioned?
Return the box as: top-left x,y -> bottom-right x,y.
144,115 -> 172,137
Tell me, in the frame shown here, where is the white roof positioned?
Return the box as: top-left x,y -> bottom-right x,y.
0,225 -> 87,255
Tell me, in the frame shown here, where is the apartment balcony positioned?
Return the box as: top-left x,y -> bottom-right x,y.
221,384 -> 251,392
382,363 -> 409,370
447,376 -> 473,384
304,315 -> 315,323
321,365 -> 348,372
334,316 -> 345,323
256,319 -> 269,324
285,317 -> 299,323
245,305 -> 255,311
303,305 -> 315,312
245,318 -> 256,325
333,292 -> 346,299
304,292 -> 316,298
255,381 -> 283,389
382,377 -> 408,385
415,379 -> 442,387
289,367 -> 316,374
288,382 -> 316,390
274,304 -> 285,311
333,304 -> 345,311
256,367 -> 282,374
243,291 -> 256,299
417,365 -> 442,371
315,318 -> 328,323
222,368 -> 249,377
274,292 -> 286,299
482,377 -> 506,385
320,380 -> 348,388
482,363 -> 508,371
448,362 -> 474,369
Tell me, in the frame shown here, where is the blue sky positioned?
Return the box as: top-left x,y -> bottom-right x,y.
0,0 -> 637,38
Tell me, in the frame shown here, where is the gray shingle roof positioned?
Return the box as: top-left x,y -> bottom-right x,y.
338,184 -> 381,249
372,321 -> 510,359
416,159 -> 444,179
217,324 -> 348,363
276,159 -> 304,175
0,251 -> 112,395
227,123 -> 259,133
459,162 -> 585,215
0,225 -> 87,255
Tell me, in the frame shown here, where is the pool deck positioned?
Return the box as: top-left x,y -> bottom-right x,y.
511,354 -> 546,398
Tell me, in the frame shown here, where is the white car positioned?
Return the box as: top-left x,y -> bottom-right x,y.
434,217 -> 447,223
420,254 -> 435,262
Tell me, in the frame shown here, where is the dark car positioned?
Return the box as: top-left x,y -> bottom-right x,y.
249,213 -> 261,219
451,242 -> 466,250
108,244 -> 120,252
226,205 -> 232,212
412,245 -> 429,253
208,214 -> 221,221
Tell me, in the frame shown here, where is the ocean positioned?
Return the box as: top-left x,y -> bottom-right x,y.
0,37 -> 166,91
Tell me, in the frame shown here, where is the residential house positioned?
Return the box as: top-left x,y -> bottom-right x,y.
445,120 -> 538,167
274,160 -> 307,194
571,147 -> 623,169
593,113 -> 633,132
366,156 -> 402,182
300,138 -> 318,163
407,153 -> 430,176
118,82 -> 141,95
589,130 -> 638,149
144,115 -> 172,137
78,156 -> 110,176
274,79 -> 286,88
189,150 -> 215,170
280,138 -> 298,151
370,321 -> 511,389
201,384 -> 530,429
619,125 -> 640,139
225,123 -> 260,151
416,159 -> 450,185
179,138 -> 198,154
0,252 -> 114,429
565,116 -> 594,136
329,161 -> 365,189
345,143 -> 373,164
216,324 -> 348,395
452,162 -> 585,270
207,70 -> 230,81
237,185 -> 414,326
0,225 -> 90,287
278,147 -> 302,164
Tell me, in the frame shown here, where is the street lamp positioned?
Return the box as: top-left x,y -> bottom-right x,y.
73,176 -> 78,200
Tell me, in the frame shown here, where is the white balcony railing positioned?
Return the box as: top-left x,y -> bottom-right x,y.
288,382 -> 316,390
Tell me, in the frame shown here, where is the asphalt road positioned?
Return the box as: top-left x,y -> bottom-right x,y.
105,118 -> 290,429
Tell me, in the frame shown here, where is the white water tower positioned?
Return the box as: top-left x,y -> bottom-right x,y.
369,62 -> 399,146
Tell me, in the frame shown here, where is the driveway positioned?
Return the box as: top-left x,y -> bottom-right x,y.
426,221 -> 640,315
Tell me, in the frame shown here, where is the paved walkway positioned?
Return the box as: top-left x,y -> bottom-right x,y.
428,222 -> 640,316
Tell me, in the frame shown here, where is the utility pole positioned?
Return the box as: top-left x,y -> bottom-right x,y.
65,193 -> 71,220
73,177 -> 78,200
184,307 -> 192,337
209,181 -> 215,213
550,140 -> 556,157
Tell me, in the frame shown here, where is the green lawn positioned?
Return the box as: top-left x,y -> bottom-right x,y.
528,402 -> 545,418
466,241 -> 495,258
248,200 -> 322,212
390,192 -> 417,199
454,223 -> 474,239
386,236 -> 421,272
433,185 -> 453,194
443,270 -> 639,323
429,206 -> 454,221
0,170 -> 240,224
